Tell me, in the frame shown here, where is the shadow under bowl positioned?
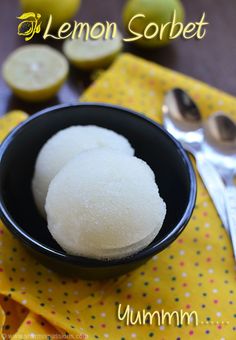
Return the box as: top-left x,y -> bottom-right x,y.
0,103 -> 196,279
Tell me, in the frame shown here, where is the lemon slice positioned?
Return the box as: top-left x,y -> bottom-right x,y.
2,45 -> 69,102
63,31 -> 123,70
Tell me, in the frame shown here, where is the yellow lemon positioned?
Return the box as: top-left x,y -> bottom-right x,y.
20,0 -> 81,29
2,45 -> 69,102
63,31 -> 123,71
123,0 -> 185,48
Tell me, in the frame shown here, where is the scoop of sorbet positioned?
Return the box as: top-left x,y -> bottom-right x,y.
32,125 -> 134,216
45,148 -> 166,260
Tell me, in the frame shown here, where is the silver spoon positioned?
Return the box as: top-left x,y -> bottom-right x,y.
204,112 -> 236,258
162,88 -> 228,230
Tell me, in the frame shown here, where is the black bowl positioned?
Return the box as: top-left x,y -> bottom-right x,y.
0,103 -> 196,279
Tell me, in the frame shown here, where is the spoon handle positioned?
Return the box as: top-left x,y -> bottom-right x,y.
195,152 -> 228,230
224,186 -> 236,259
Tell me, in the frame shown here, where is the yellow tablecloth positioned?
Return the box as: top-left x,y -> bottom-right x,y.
0,54 -> 235,340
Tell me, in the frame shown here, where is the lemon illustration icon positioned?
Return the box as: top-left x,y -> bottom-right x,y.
17,12 -> 41,41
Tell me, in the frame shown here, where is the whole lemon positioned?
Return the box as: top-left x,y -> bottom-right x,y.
123,0 -> 185,48
20,0 -> 81,29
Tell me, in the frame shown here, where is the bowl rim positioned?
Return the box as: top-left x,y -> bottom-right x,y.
0,102 -> 196,267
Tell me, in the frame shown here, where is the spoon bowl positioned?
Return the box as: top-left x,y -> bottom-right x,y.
204,112 -> 236,155
163,88 -> 203,153
163,88 -> 202,132
204,112 -> 236,184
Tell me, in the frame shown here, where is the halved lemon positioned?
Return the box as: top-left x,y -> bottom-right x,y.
2,45 -> 69,102
63,31 -> 123,70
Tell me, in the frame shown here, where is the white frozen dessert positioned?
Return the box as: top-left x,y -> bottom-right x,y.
45,148 -> 166,259
32,125 -> 134,216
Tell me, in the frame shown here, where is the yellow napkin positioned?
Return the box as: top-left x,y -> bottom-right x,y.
0,53 -> 236,340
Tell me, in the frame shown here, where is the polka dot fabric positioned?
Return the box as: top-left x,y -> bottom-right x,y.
11,311 -> 64,340
0,54 -> 236,339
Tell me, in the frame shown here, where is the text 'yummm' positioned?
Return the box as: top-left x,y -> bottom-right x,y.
42,11 -> 208,41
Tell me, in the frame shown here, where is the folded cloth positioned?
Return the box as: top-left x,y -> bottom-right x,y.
0,53 -> 235,340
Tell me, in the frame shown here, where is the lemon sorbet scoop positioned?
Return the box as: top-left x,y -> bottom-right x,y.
32,125 -> 134,216
45,148 -> 166,260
